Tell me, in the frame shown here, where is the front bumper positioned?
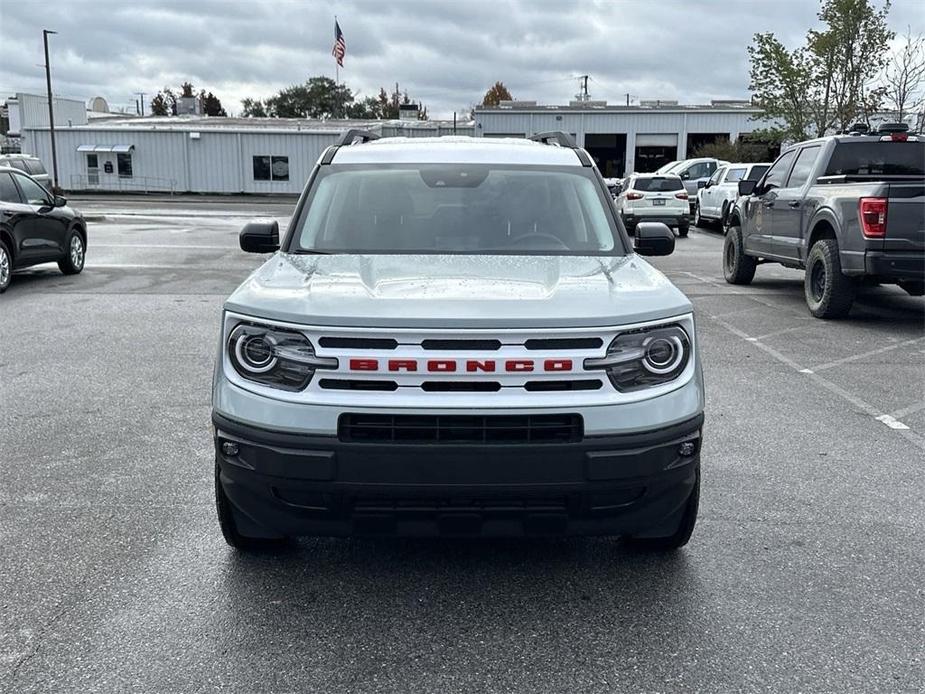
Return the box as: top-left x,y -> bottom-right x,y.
213,411 -> 703,538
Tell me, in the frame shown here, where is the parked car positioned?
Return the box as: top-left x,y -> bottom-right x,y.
655,157 -> 729,212
0,154 -> 51,191
724,123 -> 924,318
615,173 -> 690,236
0,166 -> 86,293
695,162 -> 770,229
603,177 -> 623,198
213,130 -> 704,551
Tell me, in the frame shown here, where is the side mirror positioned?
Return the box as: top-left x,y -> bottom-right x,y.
239,220 -> 280,253
53,195 -> 67,207
697,180 -> 707,189
679,172 -> 690,180
634,222 -> 675,256
738,180 -> 758,196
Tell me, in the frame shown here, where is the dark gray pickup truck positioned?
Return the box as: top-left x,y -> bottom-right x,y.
723,124 -> 924,317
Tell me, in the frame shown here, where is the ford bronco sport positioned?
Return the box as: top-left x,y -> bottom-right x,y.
212,131 -> 704,551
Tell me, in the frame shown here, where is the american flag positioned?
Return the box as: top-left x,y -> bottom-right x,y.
332,20 -> 345,67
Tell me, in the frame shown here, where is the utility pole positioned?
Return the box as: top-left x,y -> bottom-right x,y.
42,29 -> 58,191
575,75 -> 590,102
136,92 -> 146,117
626,93 -> 630,107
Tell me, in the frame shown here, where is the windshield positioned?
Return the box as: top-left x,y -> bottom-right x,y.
291,164 -> 623,255
655,161 -> 681,174
632,176 -> 683,192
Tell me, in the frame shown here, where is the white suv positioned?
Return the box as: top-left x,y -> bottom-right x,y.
212,131 -> 704,551
614,173 -> 690,237
695,162 -> 770,229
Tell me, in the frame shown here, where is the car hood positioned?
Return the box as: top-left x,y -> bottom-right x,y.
224,253 -> 692,328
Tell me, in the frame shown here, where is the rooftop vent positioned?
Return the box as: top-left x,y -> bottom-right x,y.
639,100 -> 679,107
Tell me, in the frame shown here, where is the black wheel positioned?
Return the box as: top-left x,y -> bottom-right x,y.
678,222 -> 689,237
804,238 -> 856,318
0,239 -> 11,293
723,225 -> 756,284
626,469 -> 699,550
899,281 -> 924,297
58,228 -> 85,275
215,460 -> 287,550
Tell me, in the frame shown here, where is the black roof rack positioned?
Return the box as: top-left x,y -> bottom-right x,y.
336,129 -> 381,146
528,131 -> 592,166
529,131 -> 578,148
876,122 -> 910,134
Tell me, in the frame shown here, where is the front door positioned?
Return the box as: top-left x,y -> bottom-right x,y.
746,149 -> 797,257
86,153 -> 100,186
772,145 -> 821,262
11,172 -> 67,260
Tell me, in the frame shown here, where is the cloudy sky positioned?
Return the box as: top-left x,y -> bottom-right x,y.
1,0 -> 922,119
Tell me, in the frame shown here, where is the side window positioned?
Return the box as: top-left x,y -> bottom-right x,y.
724,168 -> 747,182
13,174 -> 50,205
762,150 -> 797,190
746,165 -> 769,181
117,153 -> 133,178
25,160 -> 46,176
684,162 -> 708,179
707,168 -> 724,186
8,160 -> 28,173
785,146 -> 821,188
0,173 -> 22,203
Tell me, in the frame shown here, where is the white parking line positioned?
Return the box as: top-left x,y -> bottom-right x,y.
889,401 -> 925,420
876,414 -> 910,430
811,337 -> 925,372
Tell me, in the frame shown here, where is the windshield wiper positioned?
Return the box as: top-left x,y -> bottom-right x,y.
290,249 -> 332,255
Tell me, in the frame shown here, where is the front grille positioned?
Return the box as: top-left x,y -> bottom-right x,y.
319,337 -> 398,350
319,379 -> 398,391
421,339 -> 502,350
338,413 -> 583,444
525,337 -> 603,350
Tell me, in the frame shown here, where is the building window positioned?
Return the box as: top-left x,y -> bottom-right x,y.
117,153 -> 133,178
253,155 -> 289,181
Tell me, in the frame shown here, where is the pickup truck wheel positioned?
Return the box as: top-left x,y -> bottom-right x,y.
215,460 -> 288,551
625,469 -> 699,551
805,238 -> 856,318
723,225 -> 756,284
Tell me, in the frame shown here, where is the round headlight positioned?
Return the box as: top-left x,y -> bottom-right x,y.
643,335 -> 684,374
234,332 -> 277,373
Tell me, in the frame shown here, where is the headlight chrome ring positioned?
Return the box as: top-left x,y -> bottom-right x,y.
234,331 -> 278,374
642,335 -> 684,374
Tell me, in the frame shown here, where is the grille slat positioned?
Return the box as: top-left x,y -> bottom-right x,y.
339,414 -> 583,444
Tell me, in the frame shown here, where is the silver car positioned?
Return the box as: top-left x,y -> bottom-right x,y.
212,131 -> 705,552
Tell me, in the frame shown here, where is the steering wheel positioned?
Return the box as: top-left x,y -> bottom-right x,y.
509,232 -> 570,250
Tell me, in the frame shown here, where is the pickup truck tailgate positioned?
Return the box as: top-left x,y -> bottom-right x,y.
886,183 -> 925,252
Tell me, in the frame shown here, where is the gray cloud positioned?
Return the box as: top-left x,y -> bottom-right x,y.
1,0 -> 922,118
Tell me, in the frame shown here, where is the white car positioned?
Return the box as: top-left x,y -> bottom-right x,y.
615,173 -> 690,237
655,158 -> 729,211
695,162 -> 770,230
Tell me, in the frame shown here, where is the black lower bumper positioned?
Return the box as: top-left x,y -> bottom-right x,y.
622,213 -> 689,229
864,250 -> 925,281
213,412 -> 703,538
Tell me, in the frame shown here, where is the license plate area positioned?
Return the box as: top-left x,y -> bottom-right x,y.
653,199 -> 666,206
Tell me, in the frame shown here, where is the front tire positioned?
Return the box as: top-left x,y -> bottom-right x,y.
0,239 -> 11,293
58,229 -> 85,275
678,221 -> 689,237
626,469 -> 699,551
804,238 -> 856,318
723,225 -> 756,284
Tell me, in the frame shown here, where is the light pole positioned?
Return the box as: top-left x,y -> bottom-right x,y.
43,29 -> 58,191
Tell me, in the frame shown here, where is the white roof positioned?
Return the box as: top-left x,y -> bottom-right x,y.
333,137 -> 583,166
631,172 -> 682,178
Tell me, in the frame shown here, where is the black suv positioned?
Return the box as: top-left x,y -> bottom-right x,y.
0,166 -> 87,293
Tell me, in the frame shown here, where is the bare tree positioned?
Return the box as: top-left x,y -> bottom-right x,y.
882,28 -> 925,123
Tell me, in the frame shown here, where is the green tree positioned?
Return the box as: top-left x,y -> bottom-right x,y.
264,77 -> 354,118
692,133 -> 782,163
241,97 -> 268,117
748,0 -> 893,139
481,81 -> 513,106
199,90 -> 227,117
149,88 -> 177,116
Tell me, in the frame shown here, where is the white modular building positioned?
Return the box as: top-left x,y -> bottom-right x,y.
21,115 -> 475,194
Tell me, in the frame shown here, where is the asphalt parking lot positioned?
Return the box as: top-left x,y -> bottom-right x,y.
1,197 -> 923,693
